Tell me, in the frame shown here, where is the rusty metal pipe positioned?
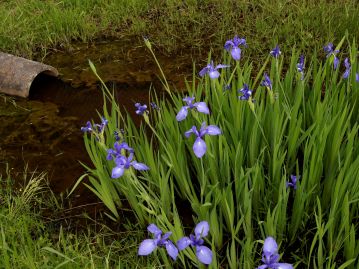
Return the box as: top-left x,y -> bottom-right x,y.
0,52 -> 58,98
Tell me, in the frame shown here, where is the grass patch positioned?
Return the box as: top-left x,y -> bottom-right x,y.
0,167 -> 162,268
0,0 -> 358,60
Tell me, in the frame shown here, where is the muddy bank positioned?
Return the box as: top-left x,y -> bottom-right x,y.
0,38 -> 197,196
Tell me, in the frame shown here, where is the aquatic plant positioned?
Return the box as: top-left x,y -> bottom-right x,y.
77,36 -> 359,268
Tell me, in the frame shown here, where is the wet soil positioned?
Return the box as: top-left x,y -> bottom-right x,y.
0,38 -> 199,202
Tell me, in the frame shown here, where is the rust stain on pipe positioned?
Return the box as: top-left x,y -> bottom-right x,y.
0,52 -> 58,98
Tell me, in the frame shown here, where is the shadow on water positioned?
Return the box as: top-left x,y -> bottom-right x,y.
0,38 -> 199,211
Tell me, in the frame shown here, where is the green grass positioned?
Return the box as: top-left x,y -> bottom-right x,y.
0,167 -> 163,268
0,0 -> 358,60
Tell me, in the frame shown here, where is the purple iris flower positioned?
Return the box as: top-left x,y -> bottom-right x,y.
261,73 -> 273,90
185,122 -> 221,158
107,141 -> 134,161
81,117 -> 108,133
270,45 -> 281,58
258,237 -> 293,269
286,175 -> 299,190
323,43 -> 340,70
238,83 -> 253,100
176,96 -> 210,121
138,224 -> 178,260
81,121 -> 93,133
177,221 -> 213,265
297,54 -> 305,80
342,58 -> 351,79
199,61 -> 230,79
111,152 -> 149,178
224,36 -> 247,61
150,102 -> 159,110
135,103 -> 148,115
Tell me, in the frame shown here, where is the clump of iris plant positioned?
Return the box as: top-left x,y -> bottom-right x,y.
135,103 -> 148,115
224,36 -> 247,61
177,221 -> 213,265
323,43 -> 340,70
107,142 -> 149,178
138,224 -> 178,260
297,54 -> 305,80
342,58 -> 351,79
286,175 -> 299,190
176,96 -> 210,121
270,45 -> 281,58
199,61 -> 230,79
185,122 -> 221,158
257,237 -> 293,269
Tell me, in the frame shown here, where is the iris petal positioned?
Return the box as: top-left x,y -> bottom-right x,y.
176,106 -> 189,121
131,161 -> 150,171
196,245 -> 213,265
263,237 -> 278,256
195,221 -> 210,237
205,125 -> 222,136
177,236 -> 192,250
111,166 -> 125,178
138,239 -> 157,256
194,102 -> 210,114
165,241 -> 179,260
193,137 -> 207,158
231,47 -> 241,61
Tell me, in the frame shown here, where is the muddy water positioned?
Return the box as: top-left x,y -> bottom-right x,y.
0,38 -> 200,197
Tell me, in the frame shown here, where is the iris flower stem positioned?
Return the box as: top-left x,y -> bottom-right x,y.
251,110 -> 270,151
227,62 -> 239,86
145,40 -> 174,101
275,60 -> 291,108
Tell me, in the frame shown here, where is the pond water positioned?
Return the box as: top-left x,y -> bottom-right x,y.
0,38 -> 200,200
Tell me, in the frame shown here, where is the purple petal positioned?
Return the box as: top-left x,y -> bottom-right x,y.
115,155 -> 127,166
224,40 -> 234,51
177,236 -> 192,250
185,126 -> 196,138
257,265 -> 269,269
195,221 -> 210,238
199,66 -> 209,77
131,161 -> 150,171
194,102 -> 210,114
333,56 -> 339,70
356,73 -> 359,82
215,64 -> 230,69
162,232 -> 172,241
138,239 -> 157,256
231,47 -> 241,61
263,237 -> 278,255
176,106 -> 189,121
205,125 -> 221,136
111,166 -> 125,178
275,263 -> 294,269
196,245 -> 213,265
193,137 -> 207,158
147,224 -> 162,235
209,70 -> 220,79
165,241 -> 178,260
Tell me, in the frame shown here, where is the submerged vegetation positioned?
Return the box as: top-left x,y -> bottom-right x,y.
0,0 -> 358,59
